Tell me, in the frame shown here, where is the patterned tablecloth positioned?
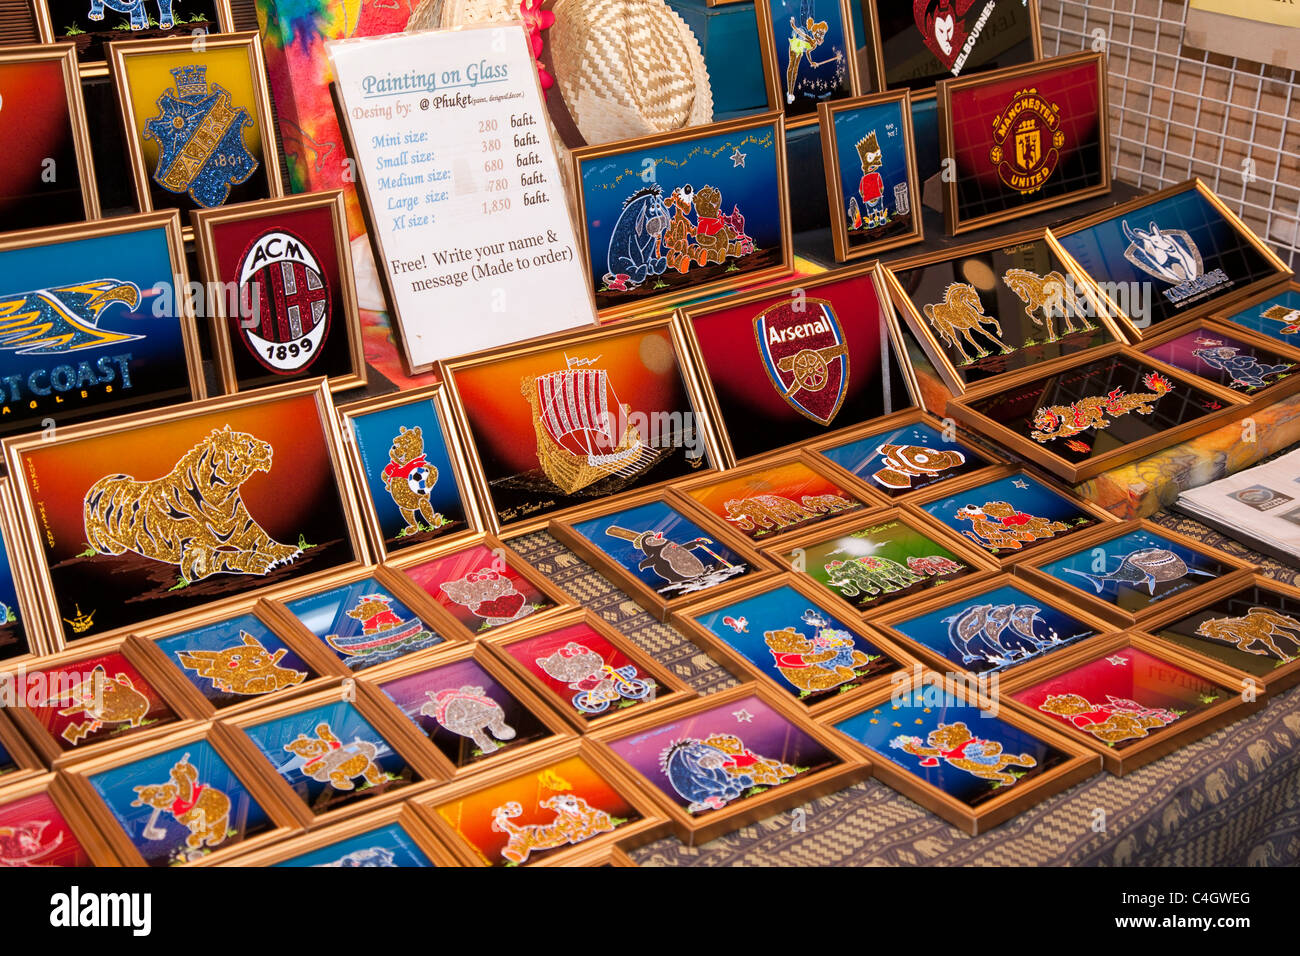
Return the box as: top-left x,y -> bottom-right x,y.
509,510 -> 1300,867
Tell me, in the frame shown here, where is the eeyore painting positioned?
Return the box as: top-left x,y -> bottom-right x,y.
659,737 -> 753,813
603,185 -> 670,291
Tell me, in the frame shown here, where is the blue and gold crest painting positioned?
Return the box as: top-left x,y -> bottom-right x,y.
272,822 -> 437,867
144,64 -> 258,209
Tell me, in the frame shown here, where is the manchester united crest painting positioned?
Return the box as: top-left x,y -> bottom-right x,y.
192,191 -> 367,395
678,264 -> 915,463
108,33 -> 282,224
938,52 -> 1108,233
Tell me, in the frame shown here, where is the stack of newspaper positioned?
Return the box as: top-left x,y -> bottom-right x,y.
1175,448 -> 1300,563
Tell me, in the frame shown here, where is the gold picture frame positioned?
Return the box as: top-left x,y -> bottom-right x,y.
0,707 -> 44,788
106,31 -> 284,240
190,190 -> 367,396
0,475 -> 53,660
753,0 -> 863,129
0,772 -> 124,866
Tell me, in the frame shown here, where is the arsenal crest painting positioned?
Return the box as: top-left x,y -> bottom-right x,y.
949,346 -> 1248,482
108,32 -> 282,226
0,44 -> 98,228
938,51 -> 1109,234
3,380 -> 368,649
34,0 -> 232,76
754,0 -> 861,125
676,263 -> 917,463
1051,179 -> 1292,340
0,212 -> 202,440
339,386 -> 481,561
439,316 -> 720,534
818,91 -> 923,261
571,113 -> 792,320
191,191 -> 367,396
861,0 -> 1041,92
886,230 -> 1124,394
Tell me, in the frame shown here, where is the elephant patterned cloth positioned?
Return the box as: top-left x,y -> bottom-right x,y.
510,512 -> 1300,866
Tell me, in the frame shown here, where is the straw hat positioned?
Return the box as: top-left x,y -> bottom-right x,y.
406,0 -> 713,147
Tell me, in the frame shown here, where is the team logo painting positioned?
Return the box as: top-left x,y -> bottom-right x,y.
988,88 -> 1064,194
1121,220 -> 1229,305
0,280 -> 143,354
144,65 -> 259,209
236,230 -> 330,373
915,0 -> 995,74
753,299 -> 849,426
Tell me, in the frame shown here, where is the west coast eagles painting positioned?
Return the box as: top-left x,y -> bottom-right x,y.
143,65 -> 259,209
81,426 -> 303,587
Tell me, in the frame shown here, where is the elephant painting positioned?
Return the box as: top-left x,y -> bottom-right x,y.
89,0 -> 175,31
824,554 -> 923,598
421,686 -> 516,755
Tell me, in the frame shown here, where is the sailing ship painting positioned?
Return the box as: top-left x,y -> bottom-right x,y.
521,355 -> 670,497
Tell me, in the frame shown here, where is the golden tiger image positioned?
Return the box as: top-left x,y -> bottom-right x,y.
82,425 -> 302,584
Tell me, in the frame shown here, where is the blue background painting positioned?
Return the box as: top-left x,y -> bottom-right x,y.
155,612 -> 315,708
0,527 -> 29,661
692,583 -> 902,703
767,0 -> 853,116
890,583 -> 1099,675
349,399 -> 469,549
818,420 -> 988,497
1054,189 -> 1281,330
88,739 -> 269,867
833,691 -> 1066,806
571,500 -> 755,596
273,822 -> 436,867
242,700 -> 415,813
286,579 -> 444,672
0,225 -> 190,434
1038,527 -> 1230,612
831,99 -> 912,241
1224,288 -> 1300,351
919,471 -> 1098,555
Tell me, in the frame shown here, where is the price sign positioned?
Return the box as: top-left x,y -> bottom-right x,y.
329,23 -> 596,372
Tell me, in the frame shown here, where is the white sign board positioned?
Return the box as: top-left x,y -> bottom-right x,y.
328,24 -> 596,372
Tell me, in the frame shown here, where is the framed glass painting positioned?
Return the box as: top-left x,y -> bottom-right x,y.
382,533 -> 571,642
1142,573 -> 1300,695
0,774 -> 121,866
107,32 -> 283,232
0,709 -> 42,790
947,345 -> 1250,483
228,804 -> 461,867
570,112 -> 793,320
264,568 -> 458,674
823,670 -> 1099,834
338,385 -> 483,560
763,507 -> 998,614
3,379 -> 369,649
0,43 -> 98,227
1213,280 -> 1300,352
1003,632 -> 1256,775
1014,520 -> 1256,628
808,408 -> 1005,501
818,91 -> 924,261
62,723 -> 302,866
874,573 -> 1111,677
0,210 -> 203,440
669,452 -> 875,544
937,51 -> 1109,234
227,685 -> 445,826
0,477 -> 48,662
414,740 -> 667,867
129,600 -> 343,717
885,227 -> 1125,395
548,489 -> 773,622
33,0 -> 233,78
913,466 -> 1117,566
5,639 -> 199,765
670,576 -> 915,715
860,0 -> 1042,93
1049,179 -> 1292,341
675,262 -> 918,463
439,315 -> 722,534
1136,319 -> 1300,405
593,682 -> 866,845
754,0 -> 861,127
483,608 -> 694,734
366,643 -> 575,776
191,191 -> 367,396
